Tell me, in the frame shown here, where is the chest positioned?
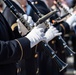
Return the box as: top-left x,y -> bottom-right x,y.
0,14 -> 14,40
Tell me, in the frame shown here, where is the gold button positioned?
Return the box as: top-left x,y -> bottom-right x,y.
51,40 -> 55,44
17,68 -> 21,73
34,54 -> 38,58
35,1 -> 38,4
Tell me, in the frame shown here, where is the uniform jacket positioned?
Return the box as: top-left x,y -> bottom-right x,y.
0,12 -> 31,75
27,0 -> 70,75
3,1 -> 36,75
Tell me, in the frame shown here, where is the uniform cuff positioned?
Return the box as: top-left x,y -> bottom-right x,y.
17,37 -> 32,59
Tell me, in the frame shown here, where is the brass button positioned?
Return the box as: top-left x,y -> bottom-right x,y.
17,68 -> 21,73
34,53 -> 38,58
35,1 -> 38,4
51,40 -> 55,44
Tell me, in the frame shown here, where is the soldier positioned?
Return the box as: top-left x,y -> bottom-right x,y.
3,1 -> 28,75
3,0 -> 62,75
26,0 -> 65,75
64,0 -> 76,72
0,11 -> 46,75
27,0 -> 76,75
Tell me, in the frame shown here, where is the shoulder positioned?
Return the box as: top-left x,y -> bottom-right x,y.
32,1 -> 50,14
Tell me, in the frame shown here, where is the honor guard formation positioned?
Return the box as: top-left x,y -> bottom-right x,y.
0,0 -> 76,75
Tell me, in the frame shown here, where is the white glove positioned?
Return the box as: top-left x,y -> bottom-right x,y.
26,27 -> 45,48
45,26 -> 62,43
66,14 -> 76,29
17,14 -> 34,35
22,14 -> 34,27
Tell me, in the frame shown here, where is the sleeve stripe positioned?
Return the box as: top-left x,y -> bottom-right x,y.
60,24 -> 65,34
11,23 -> 18,31
15,39 -> 23,62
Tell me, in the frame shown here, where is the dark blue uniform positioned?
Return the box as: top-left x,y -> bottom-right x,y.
3,1 -> 37,75
0,12 -> 31,75
27,0 -> 70,75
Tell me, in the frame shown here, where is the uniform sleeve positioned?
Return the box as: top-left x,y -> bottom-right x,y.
54,21 -> 70,35
0,37 -> 31,64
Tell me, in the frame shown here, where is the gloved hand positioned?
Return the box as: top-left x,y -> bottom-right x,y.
17,14 -> 34,35
22,14 -> 34,27
66,13 -> 76,29
45,26 -> 62,43
26,27 -> 45,48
